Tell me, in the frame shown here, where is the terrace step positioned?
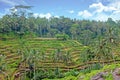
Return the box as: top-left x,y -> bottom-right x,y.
0,49 -> 7,53
6,56 -> 21,61
71,51 -> 81,54
73,57 -> 80,62
6,54 -> 17,59
7,60 -> 16,64
39,62 -> 65,67
71,54 -> 80,58
0,46 -> 12,49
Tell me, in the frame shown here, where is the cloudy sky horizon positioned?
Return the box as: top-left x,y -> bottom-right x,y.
0,0 -> 120,21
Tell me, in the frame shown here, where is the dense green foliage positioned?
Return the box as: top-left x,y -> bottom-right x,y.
0,6 -> 120,46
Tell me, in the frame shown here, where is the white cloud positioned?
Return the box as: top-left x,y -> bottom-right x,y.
0,0 -> 16,6
39,13 -> 52,19
87,1 -> 120,21
89,2 -> 116,13
78,10 -> 92,18
33,13 -> 39,17
89,2 -> 104,13
69,10 -> 74,14
110,8 -> 120,20
10,7 -> 17,13
110,14 -> 120,21
96,0 -> 112,3
33,13 -> 52,19
92,13 -> 109,21
54,15 -> 59,18
113,10 -> 120,14
109,1 -> 120,13
0,0 -> 28,6
0,13 -> 5,18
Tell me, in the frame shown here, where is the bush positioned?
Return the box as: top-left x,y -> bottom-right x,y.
55,34 -> 69,40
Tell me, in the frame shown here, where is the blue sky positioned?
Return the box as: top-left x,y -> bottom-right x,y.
0,0 -> 120,21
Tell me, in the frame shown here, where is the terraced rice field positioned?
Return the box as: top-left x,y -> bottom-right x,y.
0,38 -> 119,80
0,41 -> 21,79
0,38 -> 88,79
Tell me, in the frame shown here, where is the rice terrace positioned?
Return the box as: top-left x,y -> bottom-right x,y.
1,0 -> 120,80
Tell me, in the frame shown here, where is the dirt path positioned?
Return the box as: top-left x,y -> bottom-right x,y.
112,68 -> 120,80
11,61 -> 27,80
91,72 -> 107,80
91,68 -> 120,80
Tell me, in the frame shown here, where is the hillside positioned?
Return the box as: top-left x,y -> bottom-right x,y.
0,38 -> 120,80
0,38 -> 87,79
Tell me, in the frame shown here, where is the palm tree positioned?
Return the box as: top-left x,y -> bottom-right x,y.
63,51 -> 71,65
32,49 -> 40,80
54,48 -> 61,62
26,49 -> 40,80
94,36 -> 113,66
41,51 -> 45,61
0,55 -> 10,80
105,27 -> 119,62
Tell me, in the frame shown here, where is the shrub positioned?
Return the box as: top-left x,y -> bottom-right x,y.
55,34 -> 69,40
